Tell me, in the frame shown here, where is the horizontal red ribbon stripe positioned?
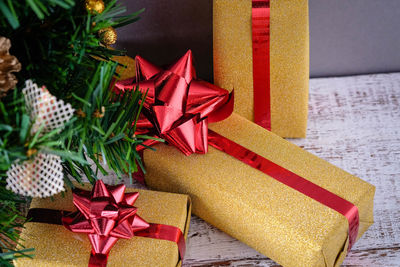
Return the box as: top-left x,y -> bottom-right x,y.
208,130 -> 359,250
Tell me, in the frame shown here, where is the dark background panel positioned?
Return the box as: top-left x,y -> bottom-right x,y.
115,0 -> 400,79
115,0 -> 213,81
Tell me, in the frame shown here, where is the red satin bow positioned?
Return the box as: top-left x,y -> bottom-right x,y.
114,50 -> 234,155
62,181 -> 150,267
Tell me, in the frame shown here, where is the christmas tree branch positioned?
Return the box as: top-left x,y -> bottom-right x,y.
0,0 -> 148,264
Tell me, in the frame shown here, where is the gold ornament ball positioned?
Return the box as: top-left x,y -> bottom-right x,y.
85,0 -> 105,14
98,27 -> 117,45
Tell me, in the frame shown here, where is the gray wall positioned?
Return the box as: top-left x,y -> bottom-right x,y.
310,0 -> 400,77
116,0 -> 400,79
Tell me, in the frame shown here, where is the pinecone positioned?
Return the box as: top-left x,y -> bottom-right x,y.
0,36 -> 21,98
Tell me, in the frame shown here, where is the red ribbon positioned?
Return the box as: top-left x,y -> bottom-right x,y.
27,181 -> 186,267
208,130 -> 359,249
252,0 -> 271,130
115,51 -> 359,250
114,50 -> 234,156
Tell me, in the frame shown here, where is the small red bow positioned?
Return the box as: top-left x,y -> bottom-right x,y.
115,50 -> 234,155
62,180 -> 149,266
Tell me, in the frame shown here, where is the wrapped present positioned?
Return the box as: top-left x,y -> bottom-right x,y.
213,0 -> 309,138
115,50 -> 374,267
143,113 -> 375,266
15,181 -> 191,267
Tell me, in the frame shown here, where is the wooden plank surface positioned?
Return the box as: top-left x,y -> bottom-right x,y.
183,73 -> 400,266
102,73 -> 400,266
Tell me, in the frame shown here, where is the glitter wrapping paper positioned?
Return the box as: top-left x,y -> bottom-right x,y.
143,113 -> 375,267
213,0 -> 309,138
15,184 -> 191,267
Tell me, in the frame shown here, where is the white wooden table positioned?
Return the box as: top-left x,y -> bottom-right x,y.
182,73 -> 400,266
102,73 -> 400,266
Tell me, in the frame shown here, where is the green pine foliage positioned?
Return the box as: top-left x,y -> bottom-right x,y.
0,182 -> 34,266
0,0 -> 149,264
1,0 -> 143,95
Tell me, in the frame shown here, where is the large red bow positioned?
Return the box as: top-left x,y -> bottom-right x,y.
114,50 -> 234,155
62,181 -> 150,266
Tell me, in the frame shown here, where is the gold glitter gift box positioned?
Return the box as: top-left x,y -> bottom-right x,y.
213,0 -> 309,138
15,184 -> 191,267
143,113 -> 375,267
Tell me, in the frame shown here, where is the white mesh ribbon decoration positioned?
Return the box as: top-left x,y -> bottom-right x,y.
23,79 -> 74,135
6,154 -> 64,198
6,80 -> 74,198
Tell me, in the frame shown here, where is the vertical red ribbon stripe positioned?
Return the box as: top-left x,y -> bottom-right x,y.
252,0 -> 271,130
208,130 -> 359,250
